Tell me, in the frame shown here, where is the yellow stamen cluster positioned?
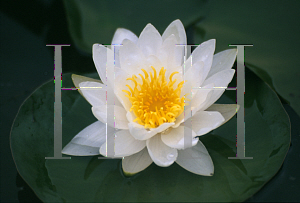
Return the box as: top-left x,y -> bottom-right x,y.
123,66 -> 185,129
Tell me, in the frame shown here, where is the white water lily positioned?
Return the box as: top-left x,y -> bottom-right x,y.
62,19 -> 239,176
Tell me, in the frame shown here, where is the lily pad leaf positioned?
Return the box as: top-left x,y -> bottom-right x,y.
11,68 -> 290,202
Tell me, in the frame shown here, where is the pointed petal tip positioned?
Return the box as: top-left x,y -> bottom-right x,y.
61,149 -> 67,155
142,23 -> 157,32
233,48 -> 238,55
200,39 -> 216,49
171,19 -> 184,26
61,149 -> 74,157
174,19 -> 182,22
122,164 -> 142,177
203,38 -> 215,44
61,143 -> 100,156
112,28 -> 138,45
146,23 -> 153,27
209,39 -> 216,46
71,74 -> 78,87
121,38 -> 133,45
122,168 -> 137,177
92,43 -> 101,50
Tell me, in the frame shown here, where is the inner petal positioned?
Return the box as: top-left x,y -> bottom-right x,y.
123,66 -> 185,129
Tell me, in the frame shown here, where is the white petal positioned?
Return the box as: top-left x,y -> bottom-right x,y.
111,28 -> 139,68
207,49 -> 237,79
162,19 -> 186,67
78,81 -> 106,106
157,34 -> 176,69
202,66 -> 235,87
201,69 -> 235,110
93,44 -> 113,84
173,83 -> 214,128
72,74 -> 124,108
122,148 -> 153,176
119,39 -> 147,76
157,34 -> 184,71
189,39 -> 216,80
181,61 -> 204,97
62,121 -> 106,156
127,111 -> 174,140
113,67 -> 132,111
71,74 -> 101,88
206,104 -> 240,126
112,28 -> 138,45
176,140 -> 214,176
172,112 -> 187,129
99,130 -> 146,157
92,106 -> 129,129
162,19 -> 186,45
189,111 -> 225,136
71,74 -> 108,105
190,83 -> 214,113
128,121 -> 175,141
138,23 -> 163,57
161,126 -> 198,149
146,134 -> 178,167
145,55 -> 163,74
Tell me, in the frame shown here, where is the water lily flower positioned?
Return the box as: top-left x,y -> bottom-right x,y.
62,19 -> 239,176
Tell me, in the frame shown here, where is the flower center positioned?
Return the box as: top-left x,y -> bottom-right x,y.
123,66 -> 185,129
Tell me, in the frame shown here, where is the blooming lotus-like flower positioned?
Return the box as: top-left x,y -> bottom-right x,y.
62,19 -> 239,176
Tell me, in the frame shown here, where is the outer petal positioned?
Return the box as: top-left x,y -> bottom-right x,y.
128,121 -> 175,141
188,111 -> 225,136
113,67 -> 132,111
207,49 -> 237,79
138,23 -> 163,57
127,111 -> 175,140
111,28 -> 139,68
122,148 -> 153,176
72,74 -> 101,89
146,134 -> 178,167
119,39 -> 147,76
187,39 -> 216,80
93,44 -> 112,84
176,140 -> 214,176
206,104 -> 240,126
190,83 -> 214,113
181,61 -> 204,97
72,74 -> 124,108
92,106 -> 129,129
201,69 -> 235,110
62,121 -> 106,156
79,81 -> 106,106
162,20 -> 186,67
100,130 -> 146,157
173,83 -> 214,128
162,19 -> 186,45
161,126 -> 198,149
157,34 -> 178,70
112,28 -> 138,45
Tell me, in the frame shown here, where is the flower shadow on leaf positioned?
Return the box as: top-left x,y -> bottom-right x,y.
84,156 -> 107,180
203,134 -> 248,175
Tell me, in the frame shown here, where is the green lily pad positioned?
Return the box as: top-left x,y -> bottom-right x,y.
11,68 -> 290,202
